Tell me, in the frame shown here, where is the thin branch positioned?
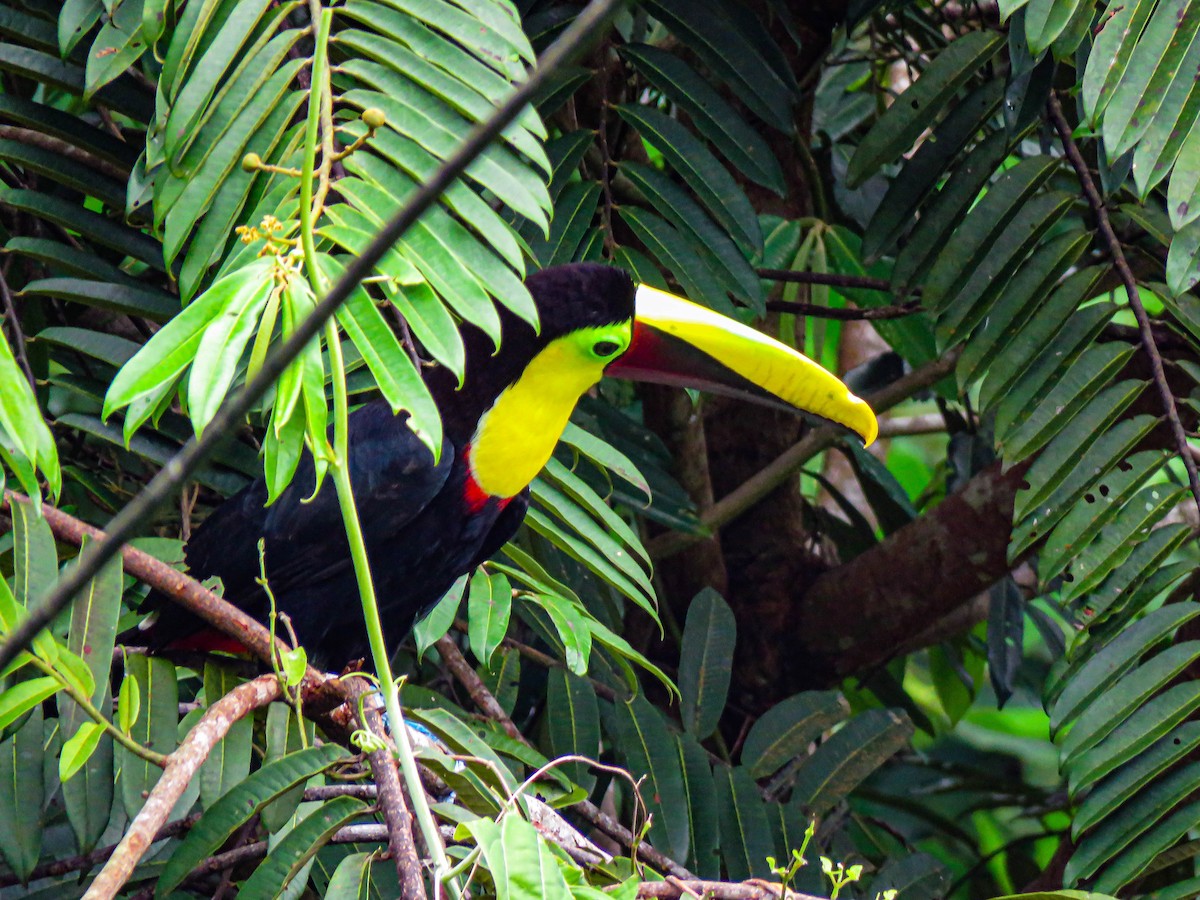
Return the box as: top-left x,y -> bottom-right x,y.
450,618 -> 619,701
83,675 -> 282,900
0,492 -> 326,688
878,413 -> 946,437
0,815 -> 201,887
649,350 -> 961,559
766,298 -> 923,320
1047,91 -> 1200,521
0,0 -> 623,673
345,675 -> 427,900
0,125 -> 130,181
0,262 -> 34,390
756,268 -> 897,293
437,635 -> 524,741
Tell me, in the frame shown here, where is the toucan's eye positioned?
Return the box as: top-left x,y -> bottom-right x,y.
592,340 -> 621,358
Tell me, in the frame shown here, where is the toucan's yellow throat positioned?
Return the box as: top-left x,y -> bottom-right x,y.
465,278 -> 878,500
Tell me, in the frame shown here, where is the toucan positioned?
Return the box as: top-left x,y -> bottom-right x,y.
142,263 -> 878,666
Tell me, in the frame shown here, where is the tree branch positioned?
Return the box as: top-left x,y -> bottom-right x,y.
796,460 -> 1030,683
756,268 -> 895,293
0,261 -> 34,390
344,676 -> 427,900
649,350 -> 960,559
0,492 -> 326,689
766,299 -> 923,320
83,674 -> 282,900
1047,91 -> 1200,521
0,125 -> 130,181
634,880 -> 826,900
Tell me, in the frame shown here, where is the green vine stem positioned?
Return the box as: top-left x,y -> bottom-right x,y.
27,655 -> 168,768
298,5 -> 457,892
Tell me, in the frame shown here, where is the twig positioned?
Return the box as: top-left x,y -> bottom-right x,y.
766,299 -> 923,320
345,675 -> 427,900
0,262 -> 34,390
435,633 -> 692,879
450,619 -> 619,702
756,268 -> 896,293
1047,91 -> 1200,521
878,413 -> 946,437
649,350 -> 961,559
0,126 -> 130,181
0,815 -> 201,887
0,492 -> 327,688
436,635 -> 525,742
83,675 -> 282,900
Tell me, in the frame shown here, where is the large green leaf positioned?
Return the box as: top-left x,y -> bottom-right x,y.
678,589 -> 735,739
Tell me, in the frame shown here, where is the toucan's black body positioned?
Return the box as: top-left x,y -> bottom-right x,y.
145,265 -> 632,664
141,263 -> 875,667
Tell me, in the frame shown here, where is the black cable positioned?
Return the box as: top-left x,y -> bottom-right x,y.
0,0 -> 624,672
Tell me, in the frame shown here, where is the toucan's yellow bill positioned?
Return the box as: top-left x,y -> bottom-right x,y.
605,285 -> 879,446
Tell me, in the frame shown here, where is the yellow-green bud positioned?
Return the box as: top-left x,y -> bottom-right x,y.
361,108 -> 386,129
241,152 -> 263,172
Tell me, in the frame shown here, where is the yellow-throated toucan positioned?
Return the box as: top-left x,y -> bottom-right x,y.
145,263 -> 877,665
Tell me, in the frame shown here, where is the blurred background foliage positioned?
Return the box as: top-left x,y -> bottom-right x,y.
0,0 -> 1198,896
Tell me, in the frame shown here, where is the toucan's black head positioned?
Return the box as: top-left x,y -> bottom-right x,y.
523,263 -> 636,338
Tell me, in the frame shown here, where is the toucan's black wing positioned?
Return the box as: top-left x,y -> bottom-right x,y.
147,402 -> 453,648
468,489 -> 530,570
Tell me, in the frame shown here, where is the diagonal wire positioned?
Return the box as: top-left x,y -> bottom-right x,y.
0,0 -> 624,673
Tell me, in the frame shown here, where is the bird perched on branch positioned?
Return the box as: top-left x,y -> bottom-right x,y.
140,263 -> 877,667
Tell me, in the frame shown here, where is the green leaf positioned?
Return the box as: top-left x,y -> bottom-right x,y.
998,342 -> 1137,461
0,706 -> 43,881
321,254 -> 442,455
544,669 -> 599,792
1101,0 -> 1200,158
119,654 -> 177,817
1036,448 -> 1165,585
0,188 -> 162,268
891,130 -> 1012,294
1059,641 -> 1200,765
1074,721 -> 1200,836
262,703 -> 316,833
620,43 -> 785,194
537,593 -> 592,676
1168,218 -> 1200,295
618,206 -> 735,314
1024,0 -> 1084,55
468,570 -> 511,669
467,816 -> 573,900
60,721 -> 105,782
21,277 -> 178,322
714,764 -> 774,880
678,589 -> 735,739
638,0 -> 795,130
239,796 -> 368,900
608,693 -> 690,861
0,676 -> 58,733
157,743 -> 349,895
560,422 -> 651,500
1082,0 -> 1156,123
957,231 -> 1091,392
847,31 -> 1004,186
1013,381 -> 1148,520
616,103 -> 762,252
105,258 -> 273,419
9,498 -> 56,609
199,663 -> 254,808
541,458 -> 648,564
791,709 -> 913,817
1068,682 -> 1200,793
922,156 -> 1062,312
527,179 -> 600,268
742,691 -> 849,779
414,575 -> 466,660
618,162 -> 762,309
863,78 -> 1006,262
676,734 -> 720,878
